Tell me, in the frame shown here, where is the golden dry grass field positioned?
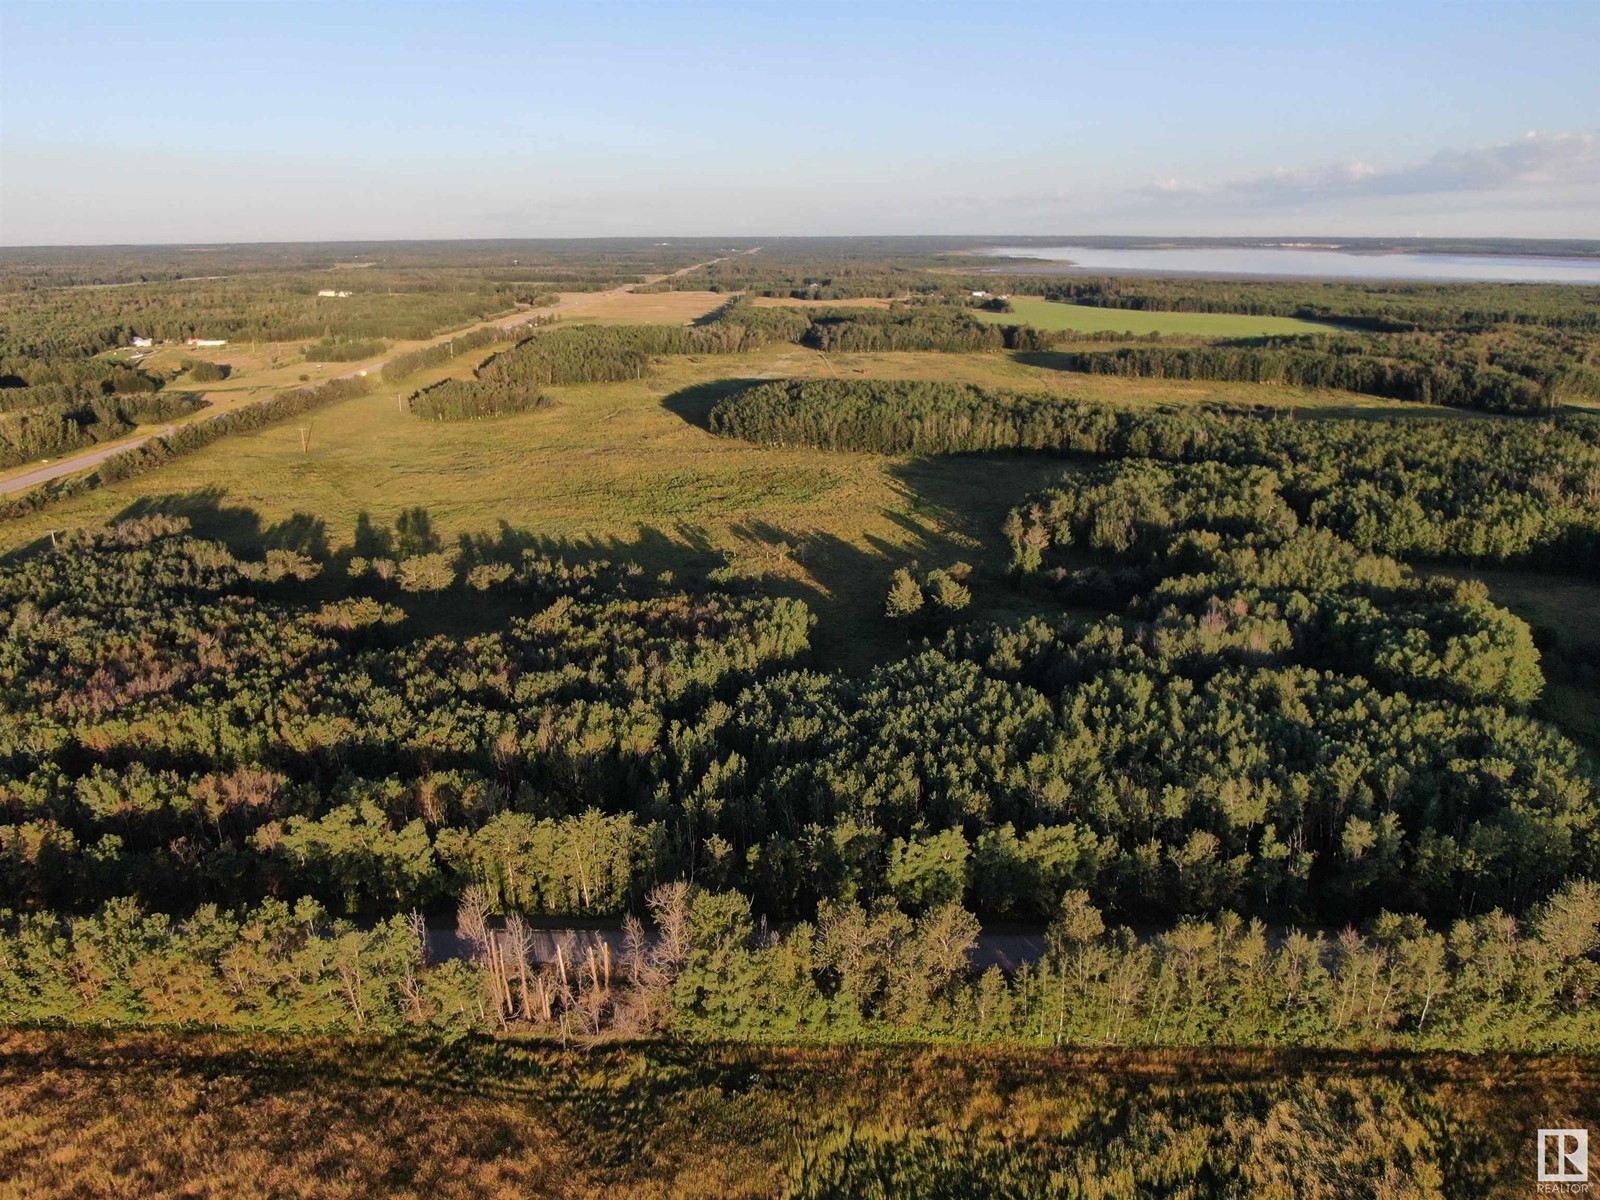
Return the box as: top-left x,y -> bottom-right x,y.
1,1029 -> 1591,1200
553,290 -> 728,324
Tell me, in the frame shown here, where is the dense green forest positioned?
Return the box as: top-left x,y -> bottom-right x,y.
978,273 -> 1600,330
3,491 -> 1590,931
2,244 -> 1597,1086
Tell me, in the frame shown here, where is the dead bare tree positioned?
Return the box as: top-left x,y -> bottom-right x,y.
551,932 -> 578,1047
457,885 -> 505,1029
504,913 -> 535,1023
399,910 -> 430,1024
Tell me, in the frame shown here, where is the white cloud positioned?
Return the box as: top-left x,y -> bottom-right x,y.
1142,131 -> 1600,205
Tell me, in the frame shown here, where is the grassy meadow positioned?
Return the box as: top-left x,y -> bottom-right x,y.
0,343 -> 1468,668
976,296 -> 1341,337
2,1029 -> 1588,1200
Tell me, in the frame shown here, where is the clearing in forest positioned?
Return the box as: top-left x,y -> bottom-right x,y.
976,296 -> 1342,338
564,290 -> 729,324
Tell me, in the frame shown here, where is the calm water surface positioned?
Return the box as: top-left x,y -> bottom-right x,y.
983,245 -> 1600,284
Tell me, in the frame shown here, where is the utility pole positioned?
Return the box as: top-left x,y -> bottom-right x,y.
298,426 -> 311,453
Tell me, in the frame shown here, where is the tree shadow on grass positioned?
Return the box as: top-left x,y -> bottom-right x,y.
47,433 -> 1087,672
113,489 -> 330,558
658,379 -> 768,430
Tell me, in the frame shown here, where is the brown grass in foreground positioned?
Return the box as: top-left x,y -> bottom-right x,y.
1,1030 -> 1595,1199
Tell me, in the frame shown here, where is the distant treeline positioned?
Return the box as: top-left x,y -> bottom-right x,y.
650,254 -> 950,300
400,301 -> 811,416
789,306 -> 1592,411
1030,340 -> 1558,411
805,306 -> 1006,353
474,305 -> 804,387
708,379 -> 1600,569
703,299 -> 1594,411
980,275 -> 1600,333
655,264 -> 1600,411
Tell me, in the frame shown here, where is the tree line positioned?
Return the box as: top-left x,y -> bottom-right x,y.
708,379 -> 1600,570
379,324 -> 506,383
302,337 -> 388,363
1026,338 -> 1561,412
2,878 -> 1594,1053
964,273 -> 1600,333
400,301 -> 811,415
93,375 -> 373,484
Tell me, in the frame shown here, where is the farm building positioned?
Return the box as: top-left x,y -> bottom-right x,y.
317,289 -> 353,297
131,336 -> 153,347
185,338 -> 227,347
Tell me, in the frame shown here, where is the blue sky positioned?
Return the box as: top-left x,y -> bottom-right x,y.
2,0 -> 1597,244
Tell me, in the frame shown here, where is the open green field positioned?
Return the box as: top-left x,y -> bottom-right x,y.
977,296 -> 1341,337
0,347 -> 1470,652
0,346 -> 1464,668
3,1029 -> 1589,1200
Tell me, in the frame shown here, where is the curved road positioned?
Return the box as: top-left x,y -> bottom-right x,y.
0,251 -> 751,497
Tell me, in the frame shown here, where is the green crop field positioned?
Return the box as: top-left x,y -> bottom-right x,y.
976,296 -> 1341,337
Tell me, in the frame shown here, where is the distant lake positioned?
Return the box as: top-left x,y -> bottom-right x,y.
981,245 -> 1600,284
